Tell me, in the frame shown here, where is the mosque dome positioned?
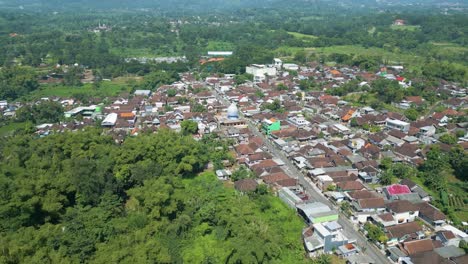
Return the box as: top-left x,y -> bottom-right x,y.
227,103 -> 239,120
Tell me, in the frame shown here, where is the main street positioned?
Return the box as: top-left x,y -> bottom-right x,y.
214,90 -> 390,263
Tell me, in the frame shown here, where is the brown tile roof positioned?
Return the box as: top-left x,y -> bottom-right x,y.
235,144 -> 255,155
441,230 -> 456,240
251,159 -> 278,171
330,175 -> 358,183
400,179 -> 417,189
336,181 -> 365,191
234,179 -> 258,192
386,222 -> 422,239
409,250 -> 451,264
388,129 -> 407,139
377,212 -> 395,222
261,172 -> 291,184
247,152 -> 272,162
386,200 -> 419,213
358,197 -> 385,209
452,254 -> 468,264
276,178 -> 298,187
348,190 -> 377,200
395,143 -> 420,158
403,239 -> 434,255
416,202 -> 446,221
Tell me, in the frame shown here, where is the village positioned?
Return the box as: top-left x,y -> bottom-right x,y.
1,57 -> 467,264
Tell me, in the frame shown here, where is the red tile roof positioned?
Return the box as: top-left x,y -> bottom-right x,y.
386,184 -> 411,195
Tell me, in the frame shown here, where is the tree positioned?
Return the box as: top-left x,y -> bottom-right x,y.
379,170 -> 394,185
143,71 -> 179,90
404,108 -> 419,121
234,73 -> 253,85
0,67 -> 39,100
439,133 -> 457,145
167,88 -> 177,97
16,101 -> 64,124
449,145 -> 468,181
276,83 -> 288,91
364,223 -> 387,244
231,165 -> 253,182
311,254 -> 331,264
459,240 -> 468,254
180,120 -> 198,135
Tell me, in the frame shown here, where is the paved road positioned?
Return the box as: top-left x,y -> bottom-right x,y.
214,92 -> 390,263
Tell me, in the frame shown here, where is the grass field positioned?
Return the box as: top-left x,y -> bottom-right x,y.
206,41 -> 235,52
110,47 -> 157,58
390,25 -> 421,31
308,45 -> 420,65
0,122 -> 28,136
287,31 -> 317,40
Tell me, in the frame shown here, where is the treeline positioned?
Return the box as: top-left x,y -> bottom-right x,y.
0,129 -> 305,263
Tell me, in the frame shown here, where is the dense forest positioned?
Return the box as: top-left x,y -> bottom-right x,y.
0,129 -> 306,263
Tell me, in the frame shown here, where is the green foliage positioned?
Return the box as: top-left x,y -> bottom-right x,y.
404,108 -> 419,121
143,71 -> 179,90
449,145 -> 468,181
0,129 -> 305,263
379,170 -> 394,185
261,99 -> 284,113
311,254 -> 332,264
167,88 -> 177,97
277,83 -> 288,91
439,133 -> 457,145
0,67 -> 39,100
364,223 -> 388,244
299,78 -> 316,91
422,61 -> 467,82
231,165 -> 254,182
16,101 -> 64,124
234,73 -> 253,85
371,79 -> 404,104
180,120 -> 199,135
191,102 -> 207,113
459,240 -> 468,254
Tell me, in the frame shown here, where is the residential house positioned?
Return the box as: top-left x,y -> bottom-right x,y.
401,239 -> 434,256
234,179 -> 258,192
385,200 -> 419,224
303,221 -> 350,256
297,202 -> 339,224
385,222 -> 424,246
400,179 -> 431,202
262,118 -> 281,135
371,212 -> 397,227
416,202 -> 446,226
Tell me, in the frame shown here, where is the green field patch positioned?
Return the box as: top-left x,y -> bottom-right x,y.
110,47 -> 160,58
390,25 -> 421,31
300,16 -> 324,21
274,46 -> 305,58
307,45 -> 423,66
287,31 -> 317,40
206,41 -> 235,52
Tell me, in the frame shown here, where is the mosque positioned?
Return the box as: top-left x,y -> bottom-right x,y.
217,102 -> 246,127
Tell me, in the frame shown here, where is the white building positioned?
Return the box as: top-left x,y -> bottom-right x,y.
386,119 -> 410,133
246,64 -> 277,82
207,51 -> 233,56
288,115 -> 310,128
273,58 -> 282,70
102,113 -> 118,127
